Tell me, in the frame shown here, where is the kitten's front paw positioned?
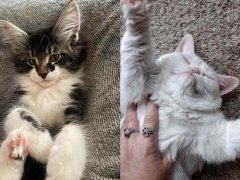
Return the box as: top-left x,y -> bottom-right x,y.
6,130 -> 28,160
121,0 -> 153,21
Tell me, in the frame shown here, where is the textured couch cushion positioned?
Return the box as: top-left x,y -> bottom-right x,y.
0,0 -> 120,179
151,0 -> 240,179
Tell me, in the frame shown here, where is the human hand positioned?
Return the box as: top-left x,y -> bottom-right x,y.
120,101 -> 172,180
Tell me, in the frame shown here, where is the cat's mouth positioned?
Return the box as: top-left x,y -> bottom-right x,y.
29,70 -> 61,88
38,80 -> 57,88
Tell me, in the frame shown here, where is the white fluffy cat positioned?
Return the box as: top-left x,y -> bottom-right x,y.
121,0 -> 240,179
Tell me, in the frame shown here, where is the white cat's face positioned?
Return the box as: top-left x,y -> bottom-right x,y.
159,52 -> 219,99
157,34 -> 239,110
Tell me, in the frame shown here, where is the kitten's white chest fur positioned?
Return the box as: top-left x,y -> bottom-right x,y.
18,72 -> 82,127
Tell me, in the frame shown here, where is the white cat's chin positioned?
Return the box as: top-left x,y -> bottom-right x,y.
38,80 -> 57,88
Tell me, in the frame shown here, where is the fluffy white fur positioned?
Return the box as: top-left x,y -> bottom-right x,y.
46,124 -> 87,180
0,1 -> 87,180
121,0 -> 240,179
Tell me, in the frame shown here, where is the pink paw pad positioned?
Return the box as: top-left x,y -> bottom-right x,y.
8,134 -> 28,160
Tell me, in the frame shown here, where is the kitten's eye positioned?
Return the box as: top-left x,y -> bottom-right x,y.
185,59 -> 190,64
183,56 -> 190,64
203,73 -> 214,80
50,54 -> 61,63
27,58 -> 37,66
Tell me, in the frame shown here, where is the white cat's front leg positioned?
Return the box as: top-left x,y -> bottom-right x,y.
120,0 -> 159,114
121,0 -> 153,27
194,119 -> 240,163
225,119 -> 240,159
0,129 -> 28,180
46,123 -> 87,180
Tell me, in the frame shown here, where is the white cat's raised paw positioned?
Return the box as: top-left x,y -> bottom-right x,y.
7,130 -> 28,161
121,0 -> 153,20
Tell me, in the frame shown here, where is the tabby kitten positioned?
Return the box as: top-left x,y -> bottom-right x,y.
0,1 -> 87,180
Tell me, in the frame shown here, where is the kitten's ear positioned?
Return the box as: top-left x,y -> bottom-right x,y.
218,74 -> 239,96
0,20 -> 28,54
52,0 -> 80,45
175,34 -> 195,53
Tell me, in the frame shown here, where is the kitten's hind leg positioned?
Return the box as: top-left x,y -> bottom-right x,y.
120,0 -> 158,113
46,123 -> 87,180
0,129 -> 28,180
4,107 -> 53,163
193,119 -> 240,164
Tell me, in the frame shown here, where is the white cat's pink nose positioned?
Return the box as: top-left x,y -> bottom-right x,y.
192,68 -> 200,74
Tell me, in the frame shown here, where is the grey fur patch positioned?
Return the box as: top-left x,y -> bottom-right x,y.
19,110 -> 46,132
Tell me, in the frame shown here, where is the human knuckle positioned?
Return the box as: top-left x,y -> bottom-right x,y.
145,115 -> 157,122
125,116 -> 136,124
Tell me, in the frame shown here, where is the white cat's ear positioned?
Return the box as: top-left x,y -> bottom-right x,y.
175,34 -> 195,53
218,74 -> 239,96
52,0 -> 81,45
0,20 -> 28,54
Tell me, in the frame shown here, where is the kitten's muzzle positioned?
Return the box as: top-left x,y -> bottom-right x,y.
39,72 -> 48,79
36,65 -> 50,79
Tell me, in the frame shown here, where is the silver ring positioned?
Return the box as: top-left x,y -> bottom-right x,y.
142,127 -> 157,137
124,128 -> 140,138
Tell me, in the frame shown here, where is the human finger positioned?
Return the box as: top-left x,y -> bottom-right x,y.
143,101 -> 159,133
122,103 -> 139,129
121,103 -> 139,141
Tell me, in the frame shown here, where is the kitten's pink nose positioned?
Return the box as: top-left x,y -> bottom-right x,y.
192,67 -> 200,74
